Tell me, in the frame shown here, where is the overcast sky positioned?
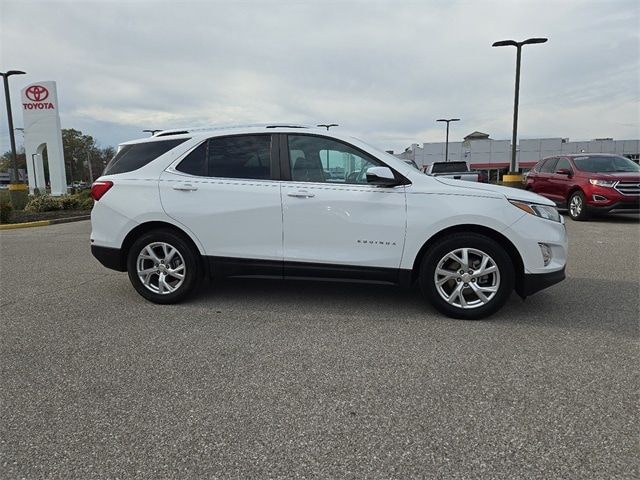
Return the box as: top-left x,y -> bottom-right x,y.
1,0 -> 638,154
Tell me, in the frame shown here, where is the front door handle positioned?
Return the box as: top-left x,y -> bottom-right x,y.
287,191 -> 315,198
172,183 -> 198,192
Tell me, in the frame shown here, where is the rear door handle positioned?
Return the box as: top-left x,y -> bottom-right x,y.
287,191 -> 315,198
172,183 -> 198,192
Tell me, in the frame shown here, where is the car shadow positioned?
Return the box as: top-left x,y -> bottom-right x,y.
186,275 -> 638,338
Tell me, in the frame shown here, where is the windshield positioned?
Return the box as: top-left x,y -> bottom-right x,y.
573,156 -> 640,173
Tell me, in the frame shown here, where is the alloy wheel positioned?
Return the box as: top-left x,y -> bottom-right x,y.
570,195 -> 582,218
433,247 -> 501,309
136,242 -> 186,295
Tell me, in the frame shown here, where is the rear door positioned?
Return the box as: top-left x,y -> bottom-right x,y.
159,134 -> 283,272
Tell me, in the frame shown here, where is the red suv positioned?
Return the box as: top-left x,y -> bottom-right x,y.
526,154 -> 640,221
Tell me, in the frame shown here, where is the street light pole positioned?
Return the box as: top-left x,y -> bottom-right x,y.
31,153 -> 39,193
492,38 -> 548,174
143,129 -> 162,136
436,118 -> 460,162
1,70 -> 27,183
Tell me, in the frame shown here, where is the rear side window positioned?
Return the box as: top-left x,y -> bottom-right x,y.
105,139 -> 188,175
176,142 -> 207,176
539,158 -> 558,173
175,135 -> 272,179
209,135 -> 272,179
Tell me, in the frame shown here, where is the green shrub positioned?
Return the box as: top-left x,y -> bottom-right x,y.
59,195 -> 81,210
79,197 -> 94,210
76,189 -> 92,200
24,195 -> 61,213
0,200 -> 11,223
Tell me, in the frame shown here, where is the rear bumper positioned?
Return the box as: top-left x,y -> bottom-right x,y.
91,245 -> 126,271
517,267 -> 565,298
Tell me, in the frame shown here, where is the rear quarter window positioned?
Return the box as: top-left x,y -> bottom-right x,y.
104,138 -> 189,175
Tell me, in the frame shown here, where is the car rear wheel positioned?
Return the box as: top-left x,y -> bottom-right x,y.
568,191 -> 589,221
127,229 -> 200,304
419,233 -> 514,320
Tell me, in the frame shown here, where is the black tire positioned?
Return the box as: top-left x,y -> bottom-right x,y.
127,229 -> 200,304
568,191 -> 589,221
419,233 -> 515,320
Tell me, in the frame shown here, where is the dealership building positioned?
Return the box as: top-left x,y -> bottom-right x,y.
396,132 -> 640,182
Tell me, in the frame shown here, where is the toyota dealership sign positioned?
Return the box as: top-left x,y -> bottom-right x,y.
21,81 -> 67,196
22,84 -> 56,110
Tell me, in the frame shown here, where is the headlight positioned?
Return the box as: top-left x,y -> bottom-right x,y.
589,179 -> 616,187
509,200 -> 561,222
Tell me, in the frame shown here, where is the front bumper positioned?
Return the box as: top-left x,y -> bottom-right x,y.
586,200 -> 640,215
516,266 -> 566,298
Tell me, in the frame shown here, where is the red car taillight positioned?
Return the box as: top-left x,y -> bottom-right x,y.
90,181 -> 113,201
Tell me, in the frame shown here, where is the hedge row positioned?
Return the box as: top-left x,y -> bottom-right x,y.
24,193 -> 94,213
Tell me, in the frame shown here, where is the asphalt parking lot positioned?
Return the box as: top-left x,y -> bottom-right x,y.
1,216 -> 638,479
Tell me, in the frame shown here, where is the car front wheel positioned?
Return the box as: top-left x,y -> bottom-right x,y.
419,233 -> 514,320
127,229 -> 200,304
568,191 -> 589,221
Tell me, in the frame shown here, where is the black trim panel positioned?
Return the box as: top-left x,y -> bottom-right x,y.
586,200 -> 640,214
284,260 -> 400,284
208,256 -> 283,279
207,256 -> 410,285
516,267 -> 565,298
91,245 -> 126,272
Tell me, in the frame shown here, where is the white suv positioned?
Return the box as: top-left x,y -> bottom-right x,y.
90,125 -> 567,319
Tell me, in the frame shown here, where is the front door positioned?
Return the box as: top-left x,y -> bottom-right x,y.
280,134 -> 407,281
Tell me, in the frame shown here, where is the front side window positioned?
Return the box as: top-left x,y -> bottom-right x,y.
539,158 -> 558,173
554,158 -> 572,173
287,135 -> 381,184
105,138 -> 188,175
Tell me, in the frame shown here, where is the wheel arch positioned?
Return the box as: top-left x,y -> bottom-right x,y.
119,221 -> 207,276
567,186 -> 584,204
410,224 -> 525,295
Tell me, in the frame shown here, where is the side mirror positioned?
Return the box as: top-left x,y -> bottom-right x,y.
556,168 -> 572,176
366,167 -> 398,186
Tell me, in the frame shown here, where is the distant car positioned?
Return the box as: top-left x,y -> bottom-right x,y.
525,154 -> 640,221
423,161 -> 484,182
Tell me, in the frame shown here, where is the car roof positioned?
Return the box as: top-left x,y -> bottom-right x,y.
541,153 -> 623,160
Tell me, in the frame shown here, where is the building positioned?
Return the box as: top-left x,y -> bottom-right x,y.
0,169 -> 27,187
396,135 -> 640,182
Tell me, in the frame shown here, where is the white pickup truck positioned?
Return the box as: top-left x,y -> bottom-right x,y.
423,161 -> 485,182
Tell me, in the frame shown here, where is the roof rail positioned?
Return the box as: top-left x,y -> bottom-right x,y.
150,123 -> 315,137
265,124 -> 308,129
155,130 -> 189,137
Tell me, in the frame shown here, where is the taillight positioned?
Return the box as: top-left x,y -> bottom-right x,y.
91,181 -> 113,201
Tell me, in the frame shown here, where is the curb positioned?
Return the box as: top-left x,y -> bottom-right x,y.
0,215 -> 90,231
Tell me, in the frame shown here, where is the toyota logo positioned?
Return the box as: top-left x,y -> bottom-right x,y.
25,85 -> 49,102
